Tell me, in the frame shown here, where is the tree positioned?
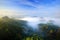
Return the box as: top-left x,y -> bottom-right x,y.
38,23 -> 59,40
56,28 -> 60,40
0,16 -> 27,40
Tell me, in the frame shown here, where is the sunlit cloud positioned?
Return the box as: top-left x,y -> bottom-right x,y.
18,17 -> 60,29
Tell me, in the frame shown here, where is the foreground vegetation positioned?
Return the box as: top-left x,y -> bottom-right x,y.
0,16 -> 60,40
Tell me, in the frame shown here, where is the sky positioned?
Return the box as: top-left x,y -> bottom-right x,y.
0,0 -> 60,18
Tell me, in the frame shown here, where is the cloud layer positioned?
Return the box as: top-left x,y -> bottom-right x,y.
18,17 -> 60,29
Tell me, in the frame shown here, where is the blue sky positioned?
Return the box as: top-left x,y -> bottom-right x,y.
0,0 -> 60,18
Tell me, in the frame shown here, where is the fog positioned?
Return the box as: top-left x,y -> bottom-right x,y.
17,17 -> 60,29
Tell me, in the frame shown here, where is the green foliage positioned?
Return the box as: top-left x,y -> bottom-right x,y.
0,16 -> 60,40
0,16 -> 27,40
38,23 -> 60,40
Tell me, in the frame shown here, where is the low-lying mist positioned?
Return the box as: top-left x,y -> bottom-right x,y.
18,17 -> 60,29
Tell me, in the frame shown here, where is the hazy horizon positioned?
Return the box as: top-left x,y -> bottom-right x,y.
0,0 -> 60,18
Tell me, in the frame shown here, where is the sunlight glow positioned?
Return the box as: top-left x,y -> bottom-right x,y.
0,9 -> 25,17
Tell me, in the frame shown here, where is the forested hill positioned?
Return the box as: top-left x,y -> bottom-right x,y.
0,16 -> 60,40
